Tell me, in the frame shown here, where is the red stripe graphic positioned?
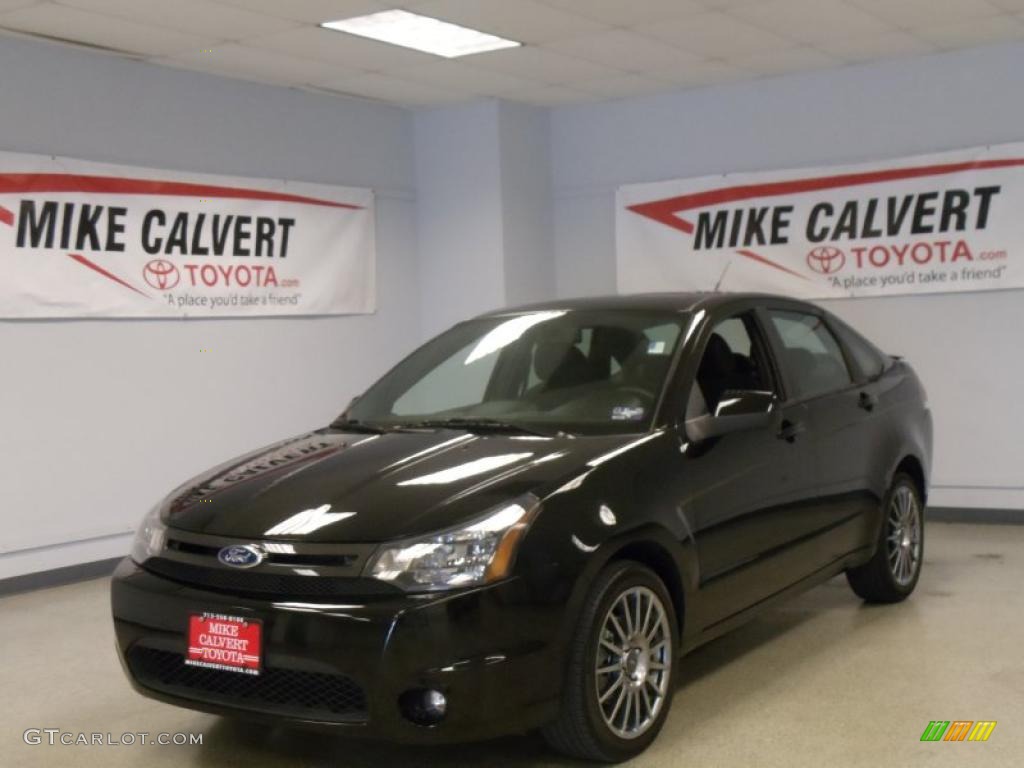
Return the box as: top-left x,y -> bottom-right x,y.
0,205 -> 13,226
68,253 -> 149,297
627,157 -> 1024,234
736,249 -> 807,281
0,173 -> 362,210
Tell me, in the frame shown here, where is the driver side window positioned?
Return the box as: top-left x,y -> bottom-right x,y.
687,314 -> 775,419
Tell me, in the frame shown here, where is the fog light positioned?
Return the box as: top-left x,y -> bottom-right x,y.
399,688 -> 448,726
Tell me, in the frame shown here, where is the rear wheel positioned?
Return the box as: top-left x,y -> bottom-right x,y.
846,473 -> 924,602
542,561 -> 678,762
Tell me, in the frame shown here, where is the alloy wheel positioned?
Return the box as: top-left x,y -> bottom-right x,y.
887,485 -> 922,587
594,586 -> 672,740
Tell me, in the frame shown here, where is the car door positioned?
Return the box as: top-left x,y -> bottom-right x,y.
761,306 -> 876,568
669,308 -> 819,629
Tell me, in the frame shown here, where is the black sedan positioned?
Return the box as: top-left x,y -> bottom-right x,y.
112,292 -> 932,762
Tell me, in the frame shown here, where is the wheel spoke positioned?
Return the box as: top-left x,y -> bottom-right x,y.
599,675 -> 623,704
646,674 -> 662,696
619,598 -> 635,636
646,628 -> 662,646
641,683 -> 654,719
620,689 -> 632,730
609,613 -> 628,644
641,596 -> 655,639
597,663 -> 619,675
608,684 -> 627,723
601,637 -> 623,655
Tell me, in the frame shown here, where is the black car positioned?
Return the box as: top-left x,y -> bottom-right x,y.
112,292 -> 932,762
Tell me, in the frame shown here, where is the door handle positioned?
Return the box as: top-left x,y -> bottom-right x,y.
778,419 -> 805,442
858,391 -> 878,412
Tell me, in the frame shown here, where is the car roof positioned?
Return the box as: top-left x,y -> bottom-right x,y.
481,292 -> 812,317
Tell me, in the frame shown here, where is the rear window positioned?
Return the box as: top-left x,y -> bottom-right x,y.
829,317 -> 887,381
768,310 -> 853,399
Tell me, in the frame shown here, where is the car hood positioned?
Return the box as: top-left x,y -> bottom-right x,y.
163,427 -> 636,542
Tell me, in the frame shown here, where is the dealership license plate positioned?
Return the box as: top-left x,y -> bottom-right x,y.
185,613 -> 262,675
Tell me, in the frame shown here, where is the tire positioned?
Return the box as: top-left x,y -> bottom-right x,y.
542,561 -> 679,763
846,472 -> 924,603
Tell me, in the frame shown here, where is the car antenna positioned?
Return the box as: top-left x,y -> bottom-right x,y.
713,261 -> 731,292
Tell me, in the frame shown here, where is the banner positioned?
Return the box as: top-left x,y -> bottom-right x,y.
617,143 -> 1024,299
1,152 -> 375,318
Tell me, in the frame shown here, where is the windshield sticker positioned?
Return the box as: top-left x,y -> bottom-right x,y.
647,340 -> 667,355
612,405 -> 645,421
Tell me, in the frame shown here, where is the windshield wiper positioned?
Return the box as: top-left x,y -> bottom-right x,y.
401,418 -> 571,438
329,418 -> 392,434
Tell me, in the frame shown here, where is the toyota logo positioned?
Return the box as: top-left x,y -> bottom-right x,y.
143,259 -> 180,290
806,246 -> 846,275
217,544 -> 265,569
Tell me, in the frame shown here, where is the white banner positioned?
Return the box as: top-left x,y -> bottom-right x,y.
617,143 -> 1024,299
1,152 -> 375,318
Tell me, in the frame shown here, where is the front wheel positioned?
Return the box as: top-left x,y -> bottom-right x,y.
542,561 -> 678,763
846,473 -> 924,603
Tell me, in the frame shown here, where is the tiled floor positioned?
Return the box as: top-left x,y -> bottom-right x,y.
3,522 -> 1021,767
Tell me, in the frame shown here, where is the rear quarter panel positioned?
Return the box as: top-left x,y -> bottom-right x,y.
861,360 -> 933,550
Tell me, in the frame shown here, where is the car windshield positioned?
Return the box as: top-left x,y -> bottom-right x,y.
345,309 -> 688,436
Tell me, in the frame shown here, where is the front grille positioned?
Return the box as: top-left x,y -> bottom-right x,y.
166,538 -> 360,568
142,557 -> 400,599
127,647 -> 367,722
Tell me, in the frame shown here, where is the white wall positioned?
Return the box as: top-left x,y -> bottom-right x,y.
4,35 -> 1022,581
0,37 -> 420,578
550,43 -> 1024,511
414,101 -> 506,339
498,101 -> 556,307
413,100 -> 555,338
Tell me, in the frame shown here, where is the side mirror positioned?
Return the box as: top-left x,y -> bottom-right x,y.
685,390 -> 777,442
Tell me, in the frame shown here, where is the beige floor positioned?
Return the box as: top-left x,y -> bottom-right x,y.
2,522 -> 1021,768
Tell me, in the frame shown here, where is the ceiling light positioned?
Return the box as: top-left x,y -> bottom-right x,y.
320,10 -> 521,59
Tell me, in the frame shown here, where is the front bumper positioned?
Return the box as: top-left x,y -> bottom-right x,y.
110,558 -> 563,743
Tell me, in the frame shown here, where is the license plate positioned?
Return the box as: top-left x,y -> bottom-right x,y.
185,612 -> 262,675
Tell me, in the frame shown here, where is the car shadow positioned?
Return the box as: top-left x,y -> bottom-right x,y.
191,578 -> 856,767
664,577 -> 860,732
195,719 -> 559,768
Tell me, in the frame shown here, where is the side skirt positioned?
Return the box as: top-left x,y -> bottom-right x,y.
679,547 -> 871,656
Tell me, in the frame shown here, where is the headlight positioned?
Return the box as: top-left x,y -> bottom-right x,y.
368,495 -> 539,591
130,502 -> 167,564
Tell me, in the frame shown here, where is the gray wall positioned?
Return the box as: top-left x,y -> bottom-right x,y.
550,43 -> 1024,510
0,36 -> 420,578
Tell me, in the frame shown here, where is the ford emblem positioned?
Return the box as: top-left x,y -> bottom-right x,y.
217,544 -> 264,569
